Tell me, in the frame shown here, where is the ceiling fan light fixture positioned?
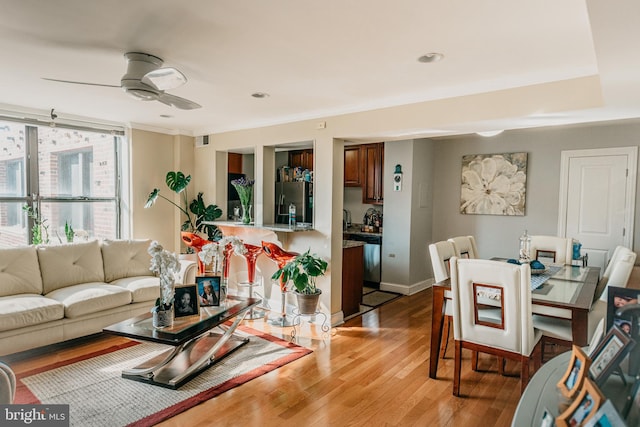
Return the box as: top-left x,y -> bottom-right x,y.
142,67 -> 187,91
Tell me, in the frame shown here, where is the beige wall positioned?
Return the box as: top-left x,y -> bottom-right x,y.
130,129 -> 195,253
127,76 -> 607,320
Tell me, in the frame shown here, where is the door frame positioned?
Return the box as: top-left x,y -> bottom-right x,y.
557,146 -> 637,249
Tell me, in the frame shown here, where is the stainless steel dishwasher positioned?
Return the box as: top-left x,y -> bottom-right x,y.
346,233 -> 381,286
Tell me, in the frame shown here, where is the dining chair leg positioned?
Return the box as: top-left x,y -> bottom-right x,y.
440,316 -> 451,359
498,357 -> 505,376
453,340 -> 462,397
534,341 -> 542,371
520,355 -> 530,394
471,350 -> 479,371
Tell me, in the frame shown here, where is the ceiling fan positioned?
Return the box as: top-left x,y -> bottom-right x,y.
43,52 -> 201,110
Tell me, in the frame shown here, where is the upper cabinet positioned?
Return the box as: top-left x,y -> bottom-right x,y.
362,143 -> 384,205
344,145 -> 362,187
228,152 -> 243,174
288,149 -> 314,171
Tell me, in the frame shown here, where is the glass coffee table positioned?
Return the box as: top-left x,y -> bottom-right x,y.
103,296 -> 260,389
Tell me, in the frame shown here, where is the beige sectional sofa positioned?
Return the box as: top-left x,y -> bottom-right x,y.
0,239 -> 196,356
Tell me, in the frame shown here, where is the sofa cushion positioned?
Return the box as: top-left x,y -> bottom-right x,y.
0,246 -> 43,297
0,294 -> 64,331
38,241 -> 105,294
46,283 -> 132,319
110,276 -> 159,303
101,240 -> 153,283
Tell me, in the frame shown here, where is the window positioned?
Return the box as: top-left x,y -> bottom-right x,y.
0,119 -> 123,247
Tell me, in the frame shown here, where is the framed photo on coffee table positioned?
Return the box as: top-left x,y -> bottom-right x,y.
589,325 -> 634,386
557,345 -> 590,399
606,286 -> 640,334
556,378 -> 604,427
174,284 -> 200,318
196,275 -> 220,307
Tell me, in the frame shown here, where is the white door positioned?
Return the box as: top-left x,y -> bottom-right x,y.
558,147 -> 637,272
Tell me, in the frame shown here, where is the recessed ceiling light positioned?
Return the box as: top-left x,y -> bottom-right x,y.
251,92 -> 270,98
418,53 -> 444,63
160,114 -> 173,118
476,130 -> 505,137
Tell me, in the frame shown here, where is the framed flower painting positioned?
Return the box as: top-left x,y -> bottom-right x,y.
460,152 -> 528,215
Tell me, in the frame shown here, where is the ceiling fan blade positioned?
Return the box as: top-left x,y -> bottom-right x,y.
42,78 -> 120,88
157,93 -> 201,110
141,67 -> 186,91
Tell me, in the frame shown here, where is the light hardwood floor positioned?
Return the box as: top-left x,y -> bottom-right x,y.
7,288 -> 524,426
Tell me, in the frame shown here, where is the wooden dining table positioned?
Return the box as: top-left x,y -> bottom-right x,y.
428,264 -> 601,379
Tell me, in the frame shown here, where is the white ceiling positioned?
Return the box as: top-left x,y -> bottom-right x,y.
1,0 -> 639,137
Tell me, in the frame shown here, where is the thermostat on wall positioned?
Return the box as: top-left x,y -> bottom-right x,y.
393,164 -> 403,191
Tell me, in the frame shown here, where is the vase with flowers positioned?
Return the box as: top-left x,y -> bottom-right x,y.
148,241 -> 180,328
198,236 -> 246,302
231,177 -> 255,224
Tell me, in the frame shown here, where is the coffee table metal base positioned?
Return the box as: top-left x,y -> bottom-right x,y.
122,330 -> 249,389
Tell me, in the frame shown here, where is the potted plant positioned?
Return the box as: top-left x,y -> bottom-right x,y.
145,171 -> 223,245
272,249 -> 328,315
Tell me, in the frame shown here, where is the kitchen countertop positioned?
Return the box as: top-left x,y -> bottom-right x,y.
343,225 -> 382,237
204,220 -> 314,233
343,240 -> 365,249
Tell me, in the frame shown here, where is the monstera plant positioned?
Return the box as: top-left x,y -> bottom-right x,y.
145,171 -> 222,242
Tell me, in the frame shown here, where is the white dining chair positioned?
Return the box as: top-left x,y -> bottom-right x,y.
429,240 -> 457,358
450,257 -> 542,395
448,236 -> 479,259
529,235 -> 572,265
532,246 -> 637,358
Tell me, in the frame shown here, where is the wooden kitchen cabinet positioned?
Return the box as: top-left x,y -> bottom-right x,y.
344,145 -> 362,186
362,142 -> 384,204
342,243 -> 364,317
228,152 -> 243,174
288,149 -> 314,171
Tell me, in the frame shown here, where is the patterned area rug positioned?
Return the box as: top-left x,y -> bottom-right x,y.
15,326 -> 312,427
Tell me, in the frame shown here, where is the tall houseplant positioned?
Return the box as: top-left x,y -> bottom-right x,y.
145,171 -> 223,242
272,249 -> 328,314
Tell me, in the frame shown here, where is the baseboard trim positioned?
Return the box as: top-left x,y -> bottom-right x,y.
380,279 -> 433,296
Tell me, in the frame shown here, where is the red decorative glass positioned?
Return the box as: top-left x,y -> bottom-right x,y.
222,243 -> 233,282
242,243 -> 263,284
180,232 -> 213,275
261,241 -> 298,291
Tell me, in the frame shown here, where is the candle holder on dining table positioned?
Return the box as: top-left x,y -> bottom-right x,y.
236,243 -> 267,320
262,241 -> 298,328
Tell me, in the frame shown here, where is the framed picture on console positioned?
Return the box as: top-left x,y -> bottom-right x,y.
583,399 -> 626,427
606,286 -> 640,334
196,275 -> 220,307
174,284 -> 200,318
557,345 -> 590,399
588,325 -> 634,386
556,378 -> 604,427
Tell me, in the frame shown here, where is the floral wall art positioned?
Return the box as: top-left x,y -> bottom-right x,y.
460,152 -> 527,215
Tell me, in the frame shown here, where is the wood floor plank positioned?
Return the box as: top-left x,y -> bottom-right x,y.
4,288 -> 524,426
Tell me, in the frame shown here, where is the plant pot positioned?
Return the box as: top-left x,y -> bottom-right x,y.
153,306 -> 173,328
295,290 -> 321,315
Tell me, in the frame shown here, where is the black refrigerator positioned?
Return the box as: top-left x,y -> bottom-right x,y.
275,181 -> 313,224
